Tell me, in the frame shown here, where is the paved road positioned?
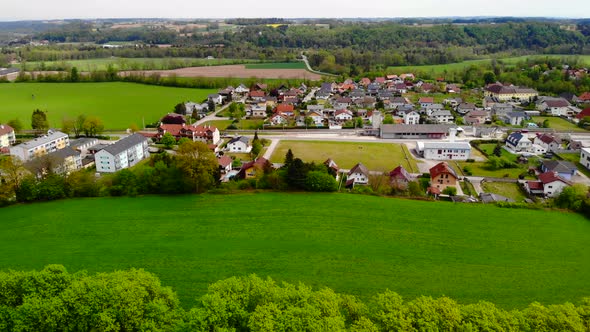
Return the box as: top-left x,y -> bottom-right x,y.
263,139 -> 280,159
194,97 -> 245,126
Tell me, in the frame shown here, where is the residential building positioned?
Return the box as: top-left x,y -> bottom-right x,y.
0,124 -> 16,148
525,172 -> 572,198
419,142 -> 472,161
491,103 -> 514,117
540,160 -> 577,180
226,136 -> 251,153
10,130 -> 69,161
346,163 -> 369,188
505,132 -> 531,153
217,155 -> 233,174
419,97 -> 434,109
46,147 -> 82,175
157,124 -> 220,144
456,103 -> 476,115
95,134 -> 149,173
237,157 -> 271,179
502,112 -> 526,126
404,111 -> 420,125
464,110 -> 488,125
484,83 -> 538,101
533,134 -> 561,153
389,165 -> 413,190
429,162 -> 458,192
580,148 -> 590,170
429,110 -> 454,124
539,98 -> 571,116
208,94 -> 223,105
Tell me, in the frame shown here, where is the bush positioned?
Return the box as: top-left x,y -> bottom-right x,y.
305,171 -> 338,192
465,159 -> 475,163
442,187 -> 457,196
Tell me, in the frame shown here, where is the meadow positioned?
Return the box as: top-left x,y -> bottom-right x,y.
0,82 -> 215,130
388,54 -> 590,76
0,193 -> 589,309
270,140 -> 419,172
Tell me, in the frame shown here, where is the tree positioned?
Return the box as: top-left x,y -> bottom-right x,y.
283,149 -> 294,168
7,119 -> 23,132
207,99 -> 216,113
483,71 -> 497,85
383,114 -> 394,124
176,141 -> 218,193
161,132 -> 176,149
442,187 -> 457,196
69,66 -> 79,82
493,144 -> 503,157
73,114 -> 86,137
174,102 -> 187,115
542,119 -> 550,128
0,156 -> 26,205
304,116 -> 313,127
251,140 -> 263,158
31,109 -> 48,133
227,102 -> 238,118
61,117 -> 75,135
305,171 -> 337,192
129,123 -> 140,133
82,116 -> 104,137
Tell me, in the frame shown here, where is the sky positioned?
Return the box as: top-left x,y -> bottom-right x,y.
1,0 -> 589,21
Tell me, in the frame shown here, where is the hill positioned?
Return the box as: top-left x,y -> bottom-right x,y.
0,193 -> 589,308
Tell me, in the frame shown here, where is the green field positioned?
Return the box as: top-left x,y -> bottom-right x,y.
18,58 -> 260,71
482,182 -> 528,202
270,140 -> 419,172
532,116 -> 587,132
0,83 -> 215,130
244,62 -> 307,69
0,193 -> 589,309
388,55 -> 590,75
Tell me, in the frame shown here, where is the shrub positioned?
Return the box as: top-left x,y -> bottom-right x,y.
442,187 -> 457,196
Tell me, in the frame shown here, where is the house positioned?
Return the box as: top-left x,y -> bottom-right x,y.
389,165 -> 413,189
346,163 -> 369,188
580,148 -> 590,170
429,110 -> 454,124
10,130 -> 69,161
464,110 -> 488,125
275,104 -> 295,117
429,162 -> 458,192
157,124 -> 220,144
43,147 -> 82,175
456,103 -> 476,115
404,111 -> 420,125
324,158 -> 340,178
525,172 -> 572,197
533,134 -> 561,153
505,132 -> 531,153
95,134 -> 149,173
540,160 -> 577,180
307,111 -> 325,126
380,124 -> 453,139
575,107 -> 590,120
217,155 -> 233,173
491,103 -> 514,117
208,94 -> 223,105
250,105 -> 267,118
419,97 -> 434,109
444,97 -> 463,108
484,83 -> 538,101
422,103 -> 444,116
0,124 -> 16,148
502,112 -> 526,126
446,84 -> 461,93
226,136 -> 251,153
538,98 -> 571,116
473,127 -> 504,139
419,142 -> 472,161
235,84 -> 249,94
237,157 -> 271,179
335,110 -> 353,123
578,92 -> 590,103
269,114 -> 289,126
249,90 -> 266,101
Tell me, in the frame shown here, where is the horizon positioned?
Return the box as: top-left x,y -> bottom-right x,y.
2,0 -> 589,21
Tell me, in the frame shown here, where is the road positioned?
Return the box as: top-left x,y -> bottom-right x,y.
299,54 -> 337,77
193,97 -> 245,126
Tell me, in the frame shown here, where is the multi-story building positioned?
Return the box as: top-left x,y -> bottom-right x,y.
0,124 -> 16,149
95,134 -> 149,173
9,130 -> 69,161
419,142 -> 472,161
484,84 -> 538,102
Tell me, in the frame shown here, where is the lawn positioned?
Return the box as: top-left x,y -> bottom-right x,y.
532,116 -> 587,132
482,182 -> 528,202
270,140 -> 419,172
0,193 -> 589,309
477,143 -> 514,159
457,161 -> 534,179
0,83 -> 215,130
244,62 -> 307,70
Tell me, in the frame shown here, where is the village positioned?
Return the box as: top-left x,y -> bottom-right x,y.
3,70 -> 590,204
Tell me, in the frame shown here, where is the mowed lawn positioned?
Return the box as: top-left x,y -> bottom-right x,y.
270,140 -> 419,172
0,83 -> 215,130
482,182 -> 528,202
0,193 -> 589,309
532,116 -> 587,132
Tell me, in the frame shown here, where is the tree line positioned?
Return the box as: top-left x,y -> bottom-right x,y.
0,265 -> 588,331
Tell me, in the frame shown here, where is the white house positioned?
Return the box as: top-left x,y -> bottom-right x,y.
525,171 -> 572,198
581,148 -> 590,170
429,110 -> 454,124
538,98 -> 570,116
307,111 -> 325,126
95,134 -> 149,173
419,142 -> 472,161
208,94 -> 223,105
10,130 -> 69,161
404,111 -> 420,125
235,84 -> 250,94
0,124 -> 16,148
269,114 -> 289,126
346,162 -> 369,188
335,110 -> 353,123
226,136 -> 251,153
502,112 -> 527,126
505,132 -> 531,153
533,134 -> 561,153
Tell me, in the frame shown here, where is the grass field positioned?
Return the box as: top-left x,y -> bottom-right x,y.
244,62 -> 306,69
532,116 -> 587,132
0,83 -> 215,130
388,55 -> 590,75
482,182 -> 528,202
0,193 -> 589,309
270,140 -> 419,172
18,58 -> 260,71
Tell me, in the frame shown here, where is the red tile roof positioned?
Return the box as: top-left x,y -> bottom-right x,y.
250,90 -> 266,98
275,104 -> 294,114
429,162 -> 457,179
576,108 -> 590,120
217,155 -> 233,168
538,171 -> 571,185
419,97 -> 434,103
526,181 -> 543,190
390,166 -> 411,182
0,124 -> 14,136
578,92 -> 590,101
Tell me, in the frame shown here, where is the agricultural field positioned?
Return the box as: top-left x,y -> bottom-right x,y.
532,116 -> 587,132
481,182 -> 528,202
125,64 -> 323,80
0,193 -> 589,309
0,83 -> 214,130
270,140 -> 419,172
388,54 -> 590,76
17,58 -> 259,71
244,62 -> 306,69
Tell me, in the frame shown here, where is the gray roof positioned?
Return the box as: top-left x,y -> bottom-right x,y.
17,131 -> 68,149
542,160 -> 577,173
47,147 -> 80,161
423,142 -> 471,150
381,124 -> 455,134
70,138 -> 99,149
480,193 -> 514,204
228,136 -> 249,145
101,134 -> 147,156
431,110 -> 452,117
349,162 -> 369,176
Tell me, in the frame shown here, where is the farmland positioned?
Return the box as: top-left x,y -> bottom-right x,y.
124,64 -> 322,80
270,140 -> 419,172
244,62 -> 307,69
0,82 -> 214,130
0,193 -> 589,309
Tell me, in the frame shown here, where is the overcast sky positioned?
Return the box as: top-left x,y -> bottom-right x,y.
1,0 -> 589,21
